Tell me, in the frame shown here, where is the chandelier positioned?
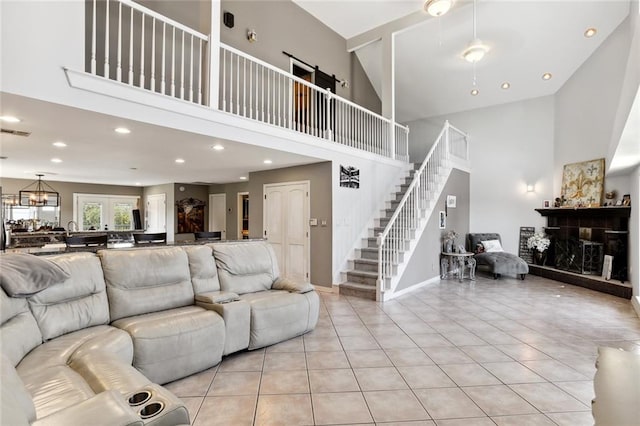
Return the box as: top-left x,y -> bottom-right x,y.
19,174 -> 60,207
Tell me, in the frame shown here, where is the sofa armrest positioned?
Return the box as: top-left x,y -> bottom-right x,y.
195,291 -> 240,304
32,390 -> 143,426
272,278 -> 314,294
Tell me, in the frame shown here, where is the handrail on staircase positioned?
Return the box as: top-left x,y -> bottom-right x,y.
377,120 -> 468,293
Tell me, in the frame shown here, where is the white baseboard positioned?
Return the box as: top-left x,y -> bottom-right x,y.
632,296 -> 640,318
381,276 -> 440,301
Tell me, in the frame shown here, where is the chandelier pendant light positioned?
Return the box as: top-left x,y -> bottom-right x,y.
462,0 -> 489,63
19,174 -> 60,207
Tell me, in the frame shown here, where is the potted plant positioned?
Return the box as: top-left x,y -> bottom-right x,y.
527,232 -> 550,265
443,230 -> 458,253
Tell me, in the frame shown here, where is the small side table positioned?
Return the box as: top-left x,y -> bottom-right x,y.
441,252 -> 476,282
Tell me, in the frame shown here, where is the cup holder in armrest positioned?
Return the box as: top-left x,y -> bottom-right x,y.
139,401 -> 165,419
128,390 -> 152,406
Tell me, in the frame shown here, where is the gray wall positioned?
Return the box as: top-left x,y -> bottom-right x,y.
208,181 -> 250,241
143,183 -> 175,242
247,162 -> 332,287
220,0 -> 380,109
396,169 -> 470,291
0,177 -> 143,227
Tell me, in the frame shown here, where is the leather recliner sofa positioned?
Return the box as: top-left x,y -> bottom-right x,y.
0,241 -> 320,425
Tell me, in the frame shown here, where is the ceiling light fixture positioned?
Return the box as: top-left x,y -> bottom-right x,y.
239,176 -> 247,180
470,89 -> 479,96
175,158 -> 185,164
52,141 -> 67,147
212,144 -> 225,151
51,158 -> 63,163
424,0 -> 452,17
135,182 -> 142,186
542,72 -> 553,80
115,127 -> 131,134
263,159 -> 272,164
462,0 -> 488,63
501,82 -> 510,90
19,174 -> 60,207
0,116 -> 21,123
584,28 -> 597,38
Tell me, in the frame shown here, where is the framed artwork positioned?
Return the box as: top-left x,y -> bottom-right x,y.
543,200 -> 551,208
446,195 -> 457,208
176,197 -> 206,233
438,211 -> 446,229
340,165 -> 360,189
561,158 -> 605,207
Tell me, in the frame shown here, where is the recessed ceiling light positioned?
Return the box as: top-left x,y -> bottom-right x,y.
470,88 -> 479,96
212,144 -> 225,151
0,116 -> 21,123
501,82 -> 510,90
263,159 -> 272,164
115,127 -> 131,134
424,0 -> 452,17
51,158 -> 63,163
542,72 -> 553,80
175,158 -> 185,164
52,141 -> 67,148
135,182 -> 142,186
239,176 -> 247,180
584,28 -> 597,38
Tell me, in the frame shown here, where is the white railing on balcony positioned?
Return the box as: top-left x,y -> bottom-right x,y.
87,0 -> 209,104
86,0 -> 409,161
378,121 -> 468,292
220,43 -> 409,161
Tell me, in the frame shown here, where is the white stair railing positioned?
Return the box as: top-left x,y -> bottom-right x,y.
377,121 -> 468,292
220,43 -> 409,160
87,0 -> 209,104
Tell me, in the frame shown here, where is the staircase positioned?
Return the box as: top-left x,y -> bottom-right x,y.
340,121 -> 468,301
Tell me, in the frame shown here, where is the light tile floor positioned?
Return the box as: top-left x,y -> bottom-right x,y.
165,274 -> 640,425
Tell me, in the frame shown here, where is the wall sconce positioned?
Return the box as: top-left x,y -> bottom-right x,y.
526,184 -> 535,193
247,29 -> 257,43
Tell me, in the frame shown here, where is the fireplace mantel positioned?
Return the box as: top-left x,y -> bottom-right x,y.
535,206 -> 631,219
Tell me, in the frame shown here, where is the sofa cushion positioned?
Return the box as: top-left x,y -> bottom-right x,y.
28,252 -> 110,341
212,241 -> 280,294
474,252 -> 529,275
238,290 -> 319,350
183,245 -> 221,293
17,325 -> 133,374
1,354 -> 36,424
0,253 -> 69,297
112,306 -> 225,384
68,351 -> 151,395
100,247 -> 195,321
20,365 -> 95,419
0,288 -> 43,366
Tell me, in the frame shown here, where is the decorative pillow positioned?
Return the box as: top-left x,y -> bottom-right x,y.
481,239 -> 504,253
0,253 -> 70,297
475,243 -> 485,254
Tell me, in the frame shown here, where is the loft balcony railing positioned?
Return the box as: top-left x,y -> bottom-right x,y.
86,0 -> 409,161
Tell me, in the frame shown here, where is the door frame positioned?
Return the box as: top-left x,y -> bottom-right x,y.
208,193 -> 227,240
237,192 -> 249,239
263,180 -> 311,282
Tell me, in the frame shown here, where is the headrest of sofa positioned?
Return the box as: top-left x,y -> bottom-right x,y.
211,241 -> 279,295
0,253 -> 70,297
183,245 -> 221,294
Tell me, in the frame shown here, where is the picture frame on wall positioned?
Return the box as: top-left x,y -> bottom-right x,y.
438,211 -> 446,229
543,200 -> 551,208
446,195 -> 457,208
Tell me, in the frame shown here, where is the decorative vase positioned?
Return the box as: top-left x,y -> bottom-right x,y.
445,239 -> 453,253
534,250 -> 547,266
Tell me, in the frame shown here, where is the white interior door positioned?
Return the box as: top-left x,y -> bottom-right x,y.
264,181 -> 310,283
145,193 -> 166,233
208,193 -> 226,239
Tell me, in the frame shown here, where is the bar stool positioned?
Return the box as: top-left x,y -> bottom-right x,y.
194,231 -> 222,241
133,232 -> 167,245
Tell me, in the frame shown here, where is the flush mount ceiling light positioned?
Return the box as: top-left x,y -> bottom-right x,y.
424,0 -> 453,17
114,127 -> 131,134
542,72 -> 553,80
19,174 -> 60,207
470,88 -> 479,96
52,141 -> 67,147
584,27 -> 597,38
501,82 -> 510,90
0,115 -> 21,123
462,0 -> 489,63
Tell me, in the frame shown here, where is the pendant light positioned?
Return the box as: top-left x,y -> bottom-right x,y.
19,174 -> 60,207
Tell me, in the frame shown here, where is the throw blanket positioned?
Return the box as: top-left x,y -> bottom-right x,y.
0,253 -> 69,297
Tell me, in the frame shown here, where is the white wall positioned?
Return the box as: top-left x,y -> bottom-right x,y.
406,96 -> 555,254
332,157 -> 407,284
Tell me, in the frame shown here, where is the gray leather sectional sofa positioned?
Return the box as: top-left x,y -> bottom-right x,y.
0,241 -> 319,425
